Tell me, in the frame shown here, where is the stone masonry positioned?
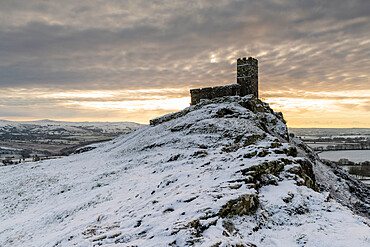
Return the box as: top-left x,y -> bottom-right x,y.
190,57 -> 258,105
190,84 -> 241,105
237,57 -> 258,98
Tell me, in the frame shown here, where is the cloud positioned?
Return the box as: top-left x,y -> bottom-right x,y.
0,0 -> 369,125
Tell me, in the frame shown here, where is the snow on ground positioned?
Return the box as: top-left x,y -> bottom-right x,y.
0,96 -> 369,246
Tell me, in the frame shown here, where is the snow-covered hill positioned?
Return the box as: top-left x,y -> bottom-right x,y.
0,96 -> 369,246
0,119 -> 142,134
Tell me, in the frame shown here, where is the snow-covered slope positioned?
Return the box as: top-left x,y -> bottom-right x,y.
0,96 -> 369,247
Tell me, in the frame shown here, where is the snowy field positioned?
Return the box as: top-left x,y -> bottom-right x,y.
319,150 -> 370,163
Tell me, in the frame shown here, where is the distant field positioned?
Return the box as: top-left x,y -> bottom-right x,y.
0,120 -> 143,162
289,128 -> 370,140
290,127 -> 369,163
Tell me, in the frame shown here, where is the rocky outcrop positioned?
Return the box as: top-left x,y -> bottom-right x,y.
219,194 -> 259,218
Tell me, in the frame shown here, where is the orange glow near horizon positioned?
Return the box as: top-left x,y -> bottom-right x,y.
264,98 -> 370,128
1,88 -> 369,127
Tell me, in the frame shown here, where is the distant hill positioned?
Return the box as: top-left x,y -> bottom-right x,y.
0,120 -> 144,158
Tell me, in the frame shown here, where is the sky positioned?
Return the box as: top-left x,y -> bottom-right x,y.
0,0 -> 369,127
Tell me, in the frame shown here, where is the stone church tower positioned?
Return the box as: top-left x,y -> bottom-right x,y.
190,57 -> 258,105
237,57 -> 258,98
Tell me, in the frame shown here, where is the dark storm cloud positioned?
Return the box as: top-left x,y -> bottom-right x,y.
0,0 -> 369,91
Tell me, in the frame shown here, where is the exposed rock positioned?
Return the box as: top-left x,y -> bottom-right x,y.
219,194 -> 259,218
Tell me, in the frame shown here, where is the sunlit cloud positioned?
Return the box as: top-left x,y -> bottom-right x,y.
262,89 -> 370,127
45,89 -> 189,101
66,97 -> 190,112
